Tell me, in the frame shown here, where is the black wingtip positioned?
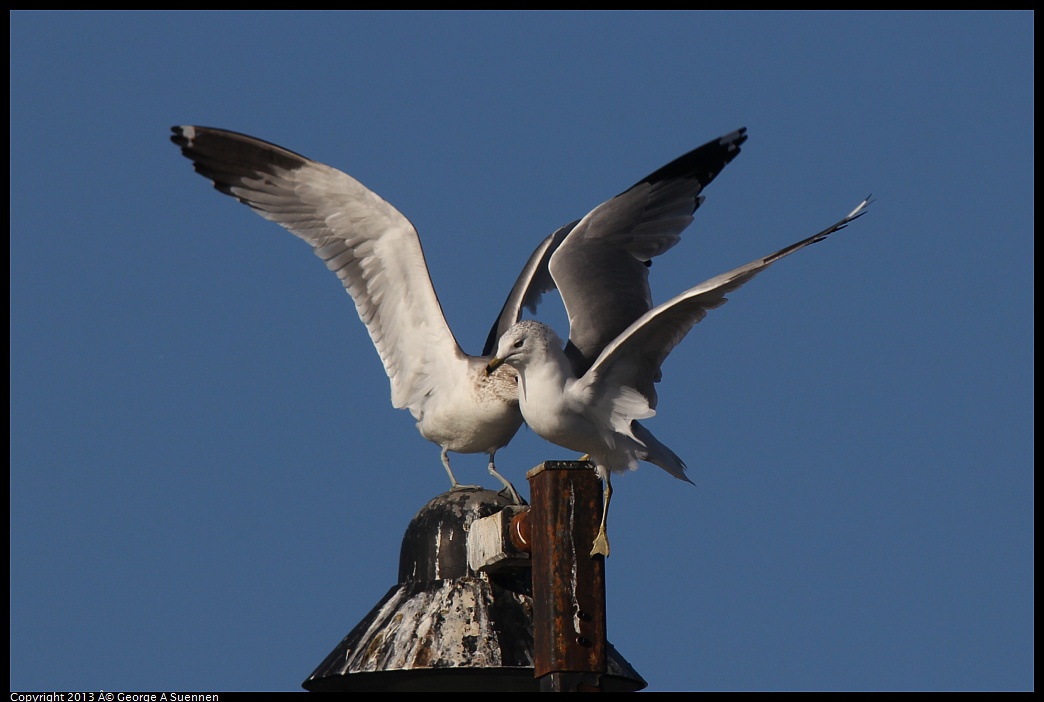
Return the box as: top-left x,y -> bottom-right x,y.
169,124 -> 188,148
634,127 -> 749,191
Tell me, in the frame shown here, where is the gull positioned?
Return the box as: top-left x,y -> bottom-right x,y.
171,125 -> 747,500
487,197 -> 872,555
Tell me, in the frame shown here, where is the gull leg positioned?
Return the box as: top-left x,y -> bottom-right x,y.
488,454 -> 524,505
590,472 -> 613,558
442,448 -> 482,491
440,448 -> 461,487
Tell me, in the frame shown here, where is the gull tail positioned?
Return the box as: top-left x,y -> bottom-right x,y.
632,421 -> 692,484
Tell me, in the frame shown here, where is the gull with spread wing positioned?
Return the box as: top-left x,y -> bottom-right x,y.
487,197 -> 872,554
171,125 -> 747,501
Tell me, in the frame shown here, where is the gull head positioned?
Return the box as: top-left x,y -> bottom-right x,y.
485,320 -> 562,376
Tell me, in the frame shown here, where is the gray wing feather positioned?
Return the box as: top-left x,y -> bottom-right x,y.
481,220 -> 579,356
582,197 -> 872,407
551,128 -> 749,375
170,125 -> 467,414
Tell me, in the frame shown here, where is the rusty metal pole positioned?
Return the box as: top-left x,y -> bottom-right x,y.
527,461 -> 607,692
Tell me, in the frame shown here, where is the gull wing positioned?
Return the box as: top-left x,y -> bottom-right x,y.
170,125 -> 468,416
481,219 -> 579,357
551,128 -> 749,375
579,197 -> 872,408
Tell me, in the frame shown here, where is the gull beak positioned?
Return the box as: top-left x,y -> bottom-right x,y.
485,357 -> 504,377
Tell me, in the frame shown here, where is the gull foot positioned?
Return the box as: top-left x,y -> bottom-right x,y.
497,483 -> 526,505
590,529 -> 610,558
489,461 -> 525,505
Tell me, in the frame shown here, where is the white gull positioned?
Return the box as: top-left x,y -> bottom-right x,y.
487,197 -> 872,554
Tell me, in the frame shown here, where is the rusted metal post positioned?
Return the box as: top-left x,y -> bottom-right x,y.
527,461 -> 607,692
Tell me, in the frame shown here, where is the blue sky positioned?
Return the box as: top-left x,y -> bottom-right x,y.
10,11 -> 1033,692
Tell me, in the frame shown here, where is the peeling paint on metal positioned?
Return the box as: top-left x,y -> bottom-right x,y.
568,487 -> 582,636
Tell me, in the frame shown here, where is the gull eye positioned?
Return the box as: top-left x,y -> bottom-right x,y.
513,339 -> 524,349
